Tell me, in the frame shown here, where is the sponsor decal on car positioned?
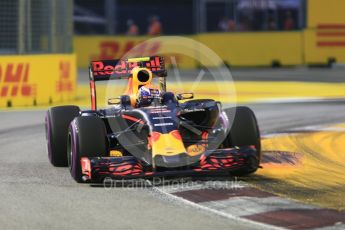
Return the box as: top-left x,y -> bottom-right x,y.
152,116 -> 172,119
182,108 -> 206,113
154,122 -> 174,127
187,144 -> 206,156
109,150 -> 123,157
92,56 -> 163,77
81,157 -> 91,178
149,109 -> 171,114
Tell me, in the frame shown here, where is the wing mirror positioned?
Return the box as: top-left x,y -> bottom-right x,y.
107,97 -> 121,105
176,93 -> 194,100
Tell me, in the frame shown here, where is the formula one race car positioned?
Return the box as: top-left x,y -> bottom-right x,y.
45,56 -> 261,183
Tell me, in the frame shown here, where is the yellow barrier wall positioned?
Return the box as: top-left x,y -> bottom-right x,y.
304,0 -> 345,64
197,32 -> 303,67
73,0 -> 345,68
74,36 -> 196,69
75,36 -> 144,69
307,0 -> 345,28
0,54 -> 76,108
303,29 -> 345,64
74,33 -> 303,68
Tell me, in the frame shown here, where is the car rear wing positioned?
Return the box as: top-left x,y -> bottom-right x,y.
89,56 -> 167,81
88,56 -> 167,111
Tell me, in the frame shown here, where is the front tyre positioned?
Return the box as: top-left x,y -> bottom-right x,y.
68,116 -> 108,183
223,106 -> 261,176
45,106 -> 80,166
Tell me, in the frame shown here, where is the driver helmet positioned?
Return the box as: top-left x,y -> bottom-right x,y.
137,85 -> 161,107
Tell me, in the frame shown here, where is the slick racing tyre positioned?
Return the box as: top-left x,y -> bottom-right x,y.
45,105 -> 80,166
223,106 -> 261,176
68,116 -> 108,183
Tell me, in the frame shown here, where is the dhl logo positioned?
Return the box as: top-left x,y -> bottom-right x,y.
0,63 -> 36,98
316,24 -> 345,47
90,40 -> 182,70
92,41 -> 161,61
56,61 -> 73,92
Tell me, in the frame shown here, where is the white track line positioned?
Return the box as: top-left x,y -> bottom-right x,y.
314,223 -> 345,230
150,122 -> 345,229
157,179 -> 248,193
201,196 -> 318,217
262,123 -> 345,138
252,97 -> 345,104
147,180 -> 283,230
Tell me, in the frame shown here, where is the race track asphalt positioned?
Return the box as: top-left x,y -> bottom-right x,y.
1,101 -> 345,230
1,67 -> 345,229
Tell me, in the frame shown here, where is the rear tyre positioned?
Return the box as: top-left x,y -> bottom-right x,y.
68,116 -> 108,183
223,106 -> 261,176
45,106 -> 80,166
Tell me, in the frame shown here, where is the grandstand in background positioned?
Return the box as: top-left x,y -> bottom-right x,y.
0,0 -> 72,54
74,0 -> 305,35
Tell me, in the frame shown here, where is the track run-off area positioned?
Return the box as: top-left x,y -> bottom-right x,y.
1,68 -> 345,229
256,123 -> 345,211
